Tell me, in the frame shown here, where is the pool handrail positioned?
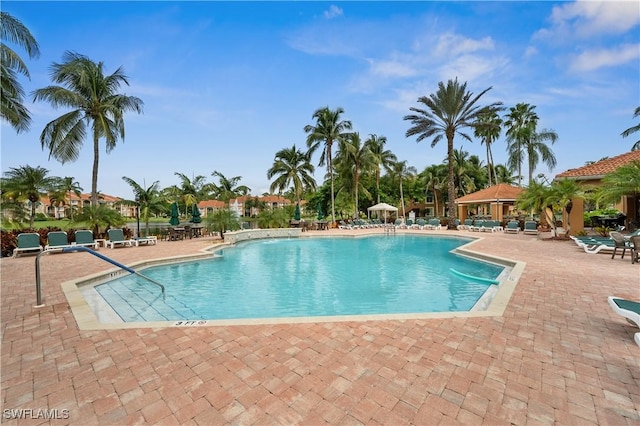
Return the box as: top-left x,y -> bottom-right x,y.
35,246 -> 165,307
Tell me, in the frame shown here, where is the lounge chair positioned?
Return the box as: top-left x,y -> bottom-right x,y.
13,233 -> 43,258
45,231 -> 74,251
106,229 -> 134,249
523,221 -> 538,235
505,221 -> 520,234
457,219 -> 472,231
609,231 -> 630,259
629,235 -> 640,264
608,296 -> 640,347
74,230 -> 99,249
134,236 -> 157,246
427,218 -> 442,230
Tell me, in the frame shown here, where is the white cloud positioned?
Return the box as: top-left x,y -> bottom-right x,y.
569,43 -> 640,72
433,33 -> 495,57
323,5 -> 343,20
536,0 -> 640,40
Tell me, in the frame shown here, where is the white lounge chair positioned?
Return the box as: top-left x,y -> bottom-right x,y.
13,233 -> 43,257
45,231 -> 74,251
106,229 -> 134,249
608,296 -> 640,347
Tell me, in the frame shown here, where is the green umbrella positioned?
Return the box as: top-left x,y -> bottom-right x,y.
169,202 -> 180,226
191,203 -> 202,223
294,203 -> 301,220
317,203 -> 323,220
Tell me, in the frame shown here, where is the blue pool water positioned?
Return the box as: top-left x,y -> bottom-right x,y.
94,235 -> 504,322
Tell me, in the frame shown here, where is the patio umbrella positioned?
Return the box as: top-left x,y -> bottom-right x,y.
367,202 -> 398,223
294,203 -> 301,221
169,202 -> 180,226
317,203 -> 323,220
191,203 -> 202,223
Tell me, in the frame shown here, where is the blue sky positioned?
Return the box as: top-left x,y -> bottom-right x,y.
2,1 -> 639,200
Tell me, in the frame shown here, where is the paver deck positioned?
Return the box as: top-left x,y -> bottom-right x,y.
1,228 -> 639,425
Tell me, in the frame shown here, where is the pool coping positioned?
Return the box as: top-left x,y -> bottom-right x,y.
61,233 -> 525,330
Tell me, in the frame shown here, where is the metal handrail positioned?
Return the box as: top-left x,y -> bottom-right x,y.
35,246 -> 165,307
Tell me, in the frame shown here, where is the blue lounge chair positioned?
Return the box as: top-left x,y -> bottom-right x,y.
74,230 -> 99,249
45,231 -> 74,251
523,221 -> 538,235
13,233 -> 43,257
608,296 -> 640,347
505,221 -> 520,234
106,229 -> 134,249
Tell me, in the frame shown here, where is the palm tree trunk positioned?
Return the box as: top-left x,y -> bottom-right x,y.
488,147 -> 498,186
486,143 -> 492,186
91,134 -> 100,206
400,180 -> 405,218
328,145 -> 335,225
446,131 -> 456,229
354,171 -> 359,219
376,170 -> 380,204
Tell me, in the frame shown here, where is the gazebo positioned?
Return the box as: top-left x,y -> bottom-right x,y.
455,184 -> 524,222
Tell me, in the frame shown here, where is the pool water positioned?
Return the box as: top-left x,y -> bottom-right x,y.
94,235 -> 505,322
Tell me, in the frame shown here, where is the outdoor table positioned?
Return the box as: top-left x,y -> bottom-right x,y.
170,227 -> 186,241
191,226 -> 203,238
315,221 -> 327,230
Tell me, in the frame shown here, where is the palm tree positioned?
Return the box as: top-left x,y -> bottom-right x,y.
205,208 -> 240,239
548,178 -> 584,236
494,164 -> 516,185
122,177 -> 164,237
387,160 -> 416,219
304,106 -> 353,225
60,176 -> 83,219
515,180 -> 555,231
474,108 -> 503,186
421,164 -> 447,217
1,12 -> 40,133
504,103 -> 558,186
621,106 -> 640,151
335,132 -> 374,218
212,171 -> 251,202
597,161 -> 640,205
47,188 -> 68,219
174,172 -> 213,216
365,134 -> 397,204
2,165 -> 57,228
71,205 -> 125,238
404,78 -> 501,228
267,144 -> 316,205
32,51 -> 144,206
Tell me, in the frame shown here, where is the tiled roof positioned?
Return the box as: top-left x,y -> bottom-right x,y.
198,200 -> 226,208
455,184 -> 524,204
555,150 -> 640,179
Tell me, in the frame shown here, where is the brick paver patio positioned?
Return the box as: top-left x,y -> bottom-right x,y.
1,229 -> 639,425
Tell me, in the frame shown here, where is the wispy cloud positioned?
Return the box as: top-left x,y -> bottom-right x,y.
323,5 -> 343,20
568,43 -> 640,72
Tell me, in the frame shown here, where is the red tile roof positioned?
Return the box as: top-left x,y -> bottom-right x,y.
555,150 -> 640,179
455,184 -> 524,204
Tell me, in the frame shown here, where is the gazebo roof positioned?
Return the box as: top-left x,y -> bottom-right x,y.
555,150 -> 640,180
454,184 -> 523,204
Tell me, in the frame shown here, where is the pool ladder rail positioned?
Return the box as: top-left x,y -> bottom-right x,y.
384,224 -> 396,234
34,245 -> 165,307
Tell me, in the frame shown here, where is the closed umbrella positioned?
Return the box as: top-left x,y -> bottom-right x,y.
294,203 -> 301,221
317,203 -> 323,220
191,203 -> 202,223
169,202 -> 180,226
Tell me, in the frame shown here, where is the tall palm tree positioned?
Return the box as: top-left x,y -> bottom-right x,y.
1,12 -> 40,133
474,108 -> 503,186
387,160 -> 416,219
60,176 -> 83,219
504,103 -> 558,186
211,170 -> 251,202
335,132 -> 374,218
2,165 -> 57,228
304,106 -> 353,225
404,78 -> 501,228
621,106 -> 640,151
48,187 -> 68,219
365,134 -> 397,204
122,177 -> 164,237
494,164 -> 516,185
267,144 -> 316,205
32,51 -> 144,206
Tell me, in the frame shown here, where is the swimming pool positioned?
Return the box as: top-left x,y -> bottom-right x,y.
92,235 -> 507,322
